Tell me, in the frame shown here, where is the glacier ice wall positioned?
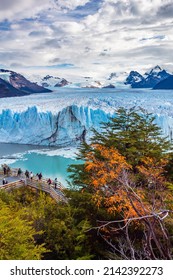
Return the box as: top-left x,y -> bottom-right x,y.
0,105 -> 173,147
154,114 -> 173,141
0,105 -> 110,146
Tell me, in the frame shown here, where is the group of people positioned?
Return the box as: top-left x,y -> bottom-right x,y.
47,177 -> 58,189
1,165 -> 59,189
36,172 -> 43,180
2,164 -> 11,176
24,169 -> 59,189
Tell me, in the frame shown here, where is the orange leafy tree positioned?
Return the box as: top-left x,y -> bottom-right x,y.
84,144 -> 173,259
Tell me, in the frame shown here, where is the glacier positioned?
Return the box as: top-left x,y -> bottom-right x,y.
0,88 -> 173,146
0,105 -> 110,146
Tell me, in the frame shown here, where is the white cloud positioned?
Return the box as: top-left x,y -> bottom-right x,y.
0,0 -> 173,77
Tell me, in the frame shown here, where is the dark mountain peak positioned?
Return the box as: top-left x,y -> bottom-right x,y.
125,71 -> 144,85
0,68 -> 52,96
125,66 -> 171,88
0,77 -> 28,98
145,65 -> 162,76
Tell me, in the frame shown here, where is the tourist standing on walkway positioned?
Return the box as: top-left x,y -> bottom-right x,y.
25,170 -> 29,178
54,178 -> 58,189
30,172 -> 33,181
38,173 -> 42,180
47,178 -> 52,186
17,168 -> 22,177
3,165 -> 7,175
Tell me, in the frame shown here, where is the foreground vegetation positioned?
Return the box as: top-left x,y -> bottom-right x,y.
0,107 -> 173,259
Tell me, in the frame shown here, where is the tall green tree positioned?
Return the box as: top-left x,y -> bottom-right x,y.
68,107 -> 171,187
92,107 -> 171,166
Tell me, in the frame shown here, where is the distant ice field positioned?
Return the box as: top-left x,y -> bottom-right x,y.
0,88 -> 173,116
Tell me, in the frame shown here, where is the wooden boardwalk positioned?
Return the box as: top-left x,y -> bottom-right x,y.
0,168 -> 68,203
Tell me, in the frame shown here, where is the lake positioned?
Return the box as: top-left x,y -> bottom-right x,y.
0,143 -> 81,187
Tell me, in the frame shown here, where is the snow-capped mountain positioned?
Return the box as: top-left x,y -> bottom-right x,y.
0,69 -> 52,97
41,75 -> 70,88
125,66 -> 171,88
125,71 -> 144,86
26,74 -> 71,88
1,65 -> 172,93
153,75 -> 173,90
26,71 -> 128,89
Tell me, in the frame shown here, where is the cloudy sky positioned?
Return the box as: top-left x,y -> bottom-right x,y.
0,0 -> 173,77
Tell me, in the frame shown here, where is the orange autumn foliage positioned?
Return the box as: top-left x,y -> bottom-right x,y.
84,144 -> 131,188
137,157 -> 168,186
84,144 -> 150,219
104,189 -> 148,219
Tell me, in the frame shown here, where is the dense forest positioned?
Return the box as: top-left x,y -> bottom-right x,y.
0,107 -> 173,260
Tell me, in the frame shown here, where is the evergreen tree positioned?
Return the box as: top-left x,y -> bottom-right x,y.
68,107 -> 171,187
92,107 -> 171,166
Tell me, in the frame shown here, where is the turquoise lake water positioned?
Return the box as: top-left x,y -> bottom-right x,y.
0,143 -> 81,187
10,153 -> 78,186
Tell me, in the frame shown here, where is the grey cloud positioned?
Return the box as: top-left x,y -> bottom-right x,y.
0,0 -> 19,10
99,52 -> 110,57
0,51 -> 30,67
29,31 -> 51,37
49,58 -> 61,64
0,51 -> 29,61
44,39 -> 62,48
34,38 -> 62,50
157,3 -> 173,18
10,62 -> 25,68
123,36 -> 136,41
84,47 -> 92,53
126,44 -> 173,62
140,35 -> 166,41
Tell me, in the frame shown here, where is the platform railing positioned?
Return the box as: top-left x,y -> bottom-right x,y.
0,168 -> 67,203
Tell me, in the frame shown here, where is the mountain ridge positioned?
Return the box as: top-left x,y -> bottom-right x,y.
0,69 -> 52,98
125,66 -> 171,88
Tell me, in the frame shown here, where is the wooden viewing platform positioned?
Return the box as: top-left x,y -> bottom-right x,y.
0,168 -> 68,203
